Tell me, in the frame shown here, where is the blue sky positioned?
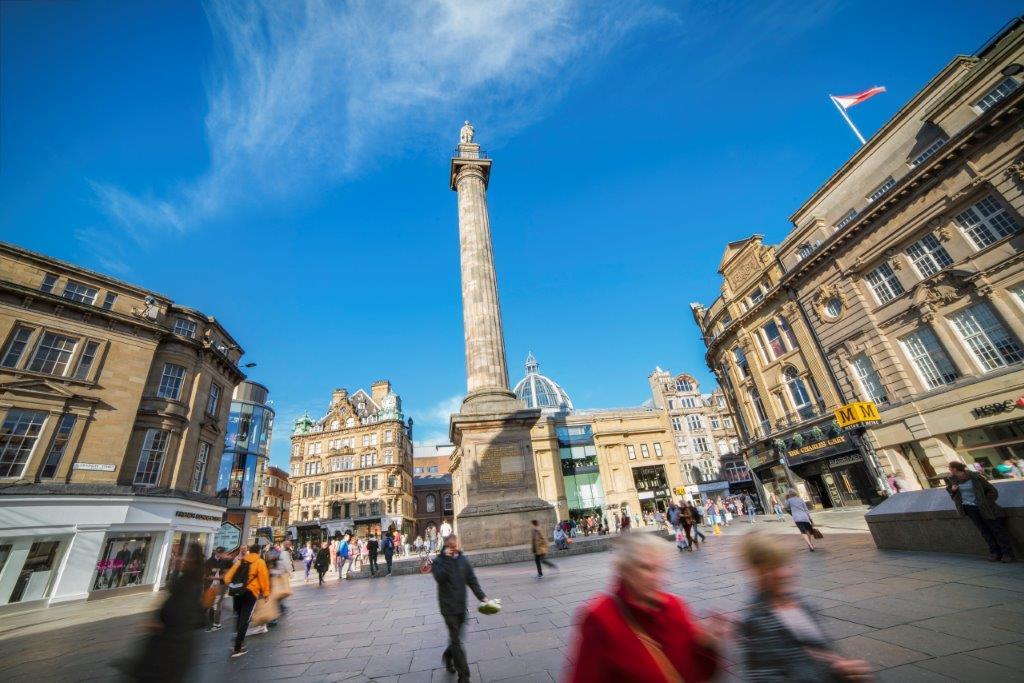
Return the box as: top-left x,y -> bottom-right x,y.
1,1 -> 1018,469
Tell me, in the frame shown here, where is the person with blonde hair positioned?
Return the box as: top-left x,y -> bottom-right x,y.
739,533 -> 871,681
566,533 -> 722,682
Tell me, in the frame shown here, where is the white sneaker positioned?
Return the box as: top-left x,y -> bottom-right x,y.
246,624 -> 269,636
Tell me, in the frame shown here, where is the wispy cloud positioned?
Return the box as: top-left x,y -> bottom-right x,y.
87,0 -> 662,249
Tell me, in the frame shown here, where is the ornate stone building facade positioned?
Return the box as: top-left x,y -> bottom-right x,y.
0,241 -> 246,607
694,18 -> 1024,501
288,381 -> 414,543
779,19 -> 1024,487
255,465 -> 291,540
647,368 -> 750,503
692,235 -> 885,508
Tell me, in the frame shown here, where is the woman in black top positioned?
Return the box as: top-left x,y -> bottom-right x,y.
314,543 -> 330,587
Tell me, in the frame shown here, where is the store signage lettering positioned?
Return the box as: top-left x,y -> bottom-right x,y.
73,462 -> 116,472
971,399 -> 1019,419
793,435 -> 846,456
828,454 -> 863,468
834,401 -> 881,429
175,511 -> 222,522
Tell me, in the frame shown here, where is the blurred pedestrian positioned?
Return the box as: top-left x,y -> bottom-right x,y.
223,544 -> 270,658
368,533 -> 380,576
946,461 -> 1015,562
687,501 -> 707,544
740,533 -> 872,681
770,494 -> 785,522
383,530 -> 396,576
338,532 -> 352,579
130,542 -> 205,682
565,533 -> 721,682
203,546 -> 231,631
744,494 -> 757,524
432,534 -> 489,683
531,519 -> 557,578
784,490 -> 817,552
300,541 -> 314,582
314,542 -> 330,586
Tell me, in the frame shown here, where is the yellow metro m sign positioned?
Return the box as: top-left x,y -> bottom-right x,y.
834,401 -> 881,429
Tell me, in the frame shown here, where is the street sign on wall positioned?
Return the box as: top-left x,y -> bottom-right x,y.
214,522 -> 241,551
834,401 -> 881,429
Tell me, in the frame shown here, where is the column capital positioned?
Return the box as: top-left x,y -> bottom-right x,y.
450,156 -> 491,191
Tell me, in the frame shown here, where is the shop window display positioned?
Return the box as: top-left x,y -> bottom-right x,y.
92,534 -> 154,590
8,541 -> 61,603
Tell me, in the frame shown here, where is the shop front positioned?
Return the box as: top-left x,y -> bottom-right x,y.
631,465 -> 672,513
0,493 -> 223,611
787,434 -> 880,508
948,417 -> 1024,478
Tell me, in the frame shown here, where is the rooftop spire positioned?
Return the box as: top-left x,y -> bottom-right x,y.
525,352 -> 539,375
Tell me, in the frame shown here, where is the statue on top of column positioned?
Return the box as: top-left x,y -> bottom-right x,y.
460,120 -> 475,144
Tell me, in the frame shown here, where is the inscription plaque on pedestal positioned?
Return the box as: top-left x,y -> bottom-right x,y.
479,444 -> 525,490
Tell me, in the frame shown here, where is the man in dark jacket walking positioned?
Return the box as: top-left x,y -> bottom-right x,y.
382,531 -> 395,576
947,461 -> 1015,562
367,534 -> 380,576
432,534 -> 488,682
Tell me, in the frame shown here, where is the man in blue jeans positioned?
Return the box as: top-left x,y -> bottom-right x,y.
946,461 -> 1015,562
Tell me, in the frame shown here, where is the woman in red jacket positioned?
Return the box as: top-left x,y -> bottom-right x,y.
566,533 -> 722,682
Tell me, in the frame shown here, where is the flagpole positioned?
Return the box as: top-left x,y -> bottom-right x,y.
830,95 -> 866,145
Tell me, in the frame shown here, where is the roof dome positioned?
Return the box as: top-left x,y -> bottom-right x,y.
513,353 -> 574,413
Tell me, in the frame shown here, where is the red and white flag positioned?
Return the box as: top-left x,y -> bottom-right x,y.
831,86 -> 886,110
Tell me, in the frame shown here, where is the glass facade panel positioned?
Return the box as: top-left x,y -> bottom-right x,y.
556,425 -> 606,515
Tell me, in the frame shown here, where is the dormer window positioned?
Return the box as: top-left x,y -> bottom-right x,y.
867,176 -> 896,203
909,137 -> 946,168
975,77 -> 1018,113
835,209 -> 858,230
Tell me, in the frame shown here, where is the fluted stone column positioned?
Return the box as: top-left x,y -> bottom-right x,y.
447,122 -> 555,549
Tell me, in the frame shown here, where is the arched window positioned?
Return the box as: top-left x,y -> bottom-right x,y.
784,367 -> 812,415
426,494 -> 436,513
443,493 -> 453,512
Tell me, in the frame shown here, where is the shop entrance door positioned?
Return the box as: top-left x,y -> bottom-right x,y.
832,463 -> 875,506
805,476 -> 833,508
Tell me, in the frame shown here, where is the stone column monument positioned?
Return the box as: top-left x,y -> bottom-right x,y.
448,121 -> 556,549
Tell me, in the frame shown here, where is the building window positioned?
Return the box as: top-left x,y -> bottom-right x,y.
653,442 -> 663,458
910,137 -> 947,167
443,493 -> 453,512
761,321 -> 787,359
906,234 -> 953,277
723,416 -> 733,429
865,263 -> 905,304
28,331 -> 78,376
304,461 -> 322,475
640,444 -> 650,458
359,474 -> 378,491
134,428 -> 170,486
681,397 -> 698,408
426,494 -> 436,513
102,292 -> 118,310
709,416 -> 721,429
383,450 -> 393,465
385,429 -> 393,442
40,414 -> 77,479
157,363 -> 186,400
850,354 -> 888,404
867,176 -> 896,203
1,326 -> 34,369
72,340 -> 100,380
360,452 -> 376,468
206,384 -> 221,416
975,77 -> 1019,112
784,367 -> 813,415
61,280 -> 98,305
949,302 -> 1024,372
732,346 -> 750,377
900,328 -> 960,390
749,286 -> 764,305
670,416 -> 683,431
954,195 -> 1020,249
779,316 -> 799,349
191,441 -> 211,492
834,209 -> 857,230
797,243 -> 815,260
173,318 -> 197,338
686,415 -> 704,430
0,409 -> 48,478
626,445 -> 637,460
692,437 -> 710,453
40,273 -> 58,293
676,378 -> 693,392
749,388 -> 769,427
824,297 -> 843,318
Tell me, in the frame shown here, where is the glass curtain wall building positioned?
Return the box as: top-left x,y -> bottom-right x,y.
557,425 -> 605,518
216,381 -> 274,546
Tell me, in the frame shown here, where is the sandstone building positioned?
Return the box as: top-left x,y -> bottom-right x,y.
254,465 -> 291,541
287,382 -> 414,543
0,241 -> 245,608
693,17 -> 1024,500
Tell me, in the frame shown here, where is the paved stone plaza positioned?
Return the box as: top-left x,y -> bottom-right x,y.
2,521 -> 1024,682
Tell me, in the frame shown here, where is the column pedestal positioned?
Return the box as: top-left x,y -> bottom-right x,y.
449,406 -> 555,550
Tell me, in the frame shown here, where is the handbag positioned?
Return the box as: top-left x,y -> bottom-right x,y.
272,574 -> 293,599
810,526 -> 824,540
611,595 -> 683,683
201,585 -> 219,610
250,596 -> 280,626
